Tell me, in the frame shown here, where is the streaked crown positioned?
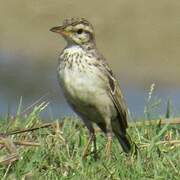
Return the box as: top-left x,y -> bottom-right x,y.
50,18 -> 95,46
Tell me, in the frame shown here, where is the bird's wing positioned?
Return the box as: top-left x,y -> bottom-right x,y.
96,56 -> 128,130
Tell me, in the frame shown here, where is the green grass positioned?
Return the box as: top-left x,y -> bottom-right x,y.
0,101 -> 179,180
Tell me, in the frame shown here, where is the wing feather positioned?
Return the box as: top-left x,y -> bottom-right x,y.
95,57 -> 128,130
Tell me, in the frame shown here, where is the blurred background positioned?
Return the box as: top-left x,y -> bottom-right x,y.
0,0 -> 180,119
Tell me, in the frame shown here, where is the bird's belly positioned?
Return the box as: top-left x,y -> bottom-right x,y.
59,68 -> 105,104
58,67 -> 116,122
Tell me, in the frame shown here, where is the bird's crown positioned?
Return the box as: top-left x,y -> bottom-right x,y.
62,18 -> 91,28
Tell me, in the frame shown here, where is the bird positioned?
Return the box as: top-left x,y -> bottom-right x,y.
50,17 -> 135,158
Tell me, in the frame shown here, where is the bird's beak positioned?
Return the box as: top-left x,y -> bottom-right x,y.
50,26 -> 69,36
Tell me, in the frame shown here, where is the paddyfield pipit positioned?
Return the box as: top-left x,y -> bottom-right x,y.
50,18 -> 135,158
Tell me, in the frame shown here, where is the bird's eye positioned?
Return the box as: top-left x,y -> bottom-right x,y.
77,29 -> 83,34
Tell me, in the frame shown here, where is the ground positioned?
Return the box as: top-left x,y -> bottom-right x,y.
0,102 -> 179,179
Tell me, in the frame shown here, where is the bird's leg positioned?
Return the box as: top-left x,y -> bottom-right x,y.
81,119 -> 98,159
82,131 -> 95,159
105,132 -> 112,159
92,133 -> 98,160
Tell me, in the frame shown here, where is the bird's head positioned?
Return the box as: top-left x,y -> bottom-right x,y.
50,18 -> 95,46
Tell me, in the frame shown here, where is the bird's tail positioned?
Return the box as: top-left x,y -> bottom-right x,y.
116,132 -> 137,155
